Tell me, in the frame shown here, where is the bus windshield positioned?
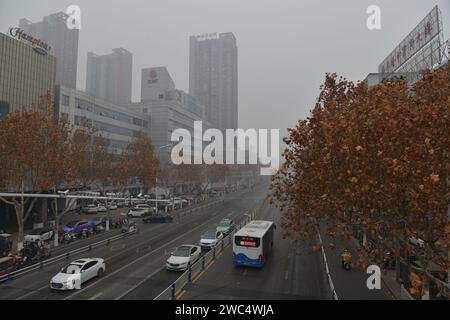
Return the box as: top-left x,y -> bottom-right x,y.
234,236 -> 260,248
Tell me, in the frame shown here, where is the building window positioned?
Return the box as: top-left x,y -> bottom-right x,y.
62,94 -> 70,106
0,101 -> 9,119
75,98 -> 93,111
159,94 -> 164,99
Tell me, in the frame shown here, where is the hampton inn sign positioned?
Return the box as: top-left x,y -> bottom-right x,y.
8,27 -> 52,54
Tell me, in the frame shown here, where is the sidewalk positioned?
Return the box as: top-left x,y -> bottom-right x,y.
320,232 -> 395,300
3,208 -> 129,251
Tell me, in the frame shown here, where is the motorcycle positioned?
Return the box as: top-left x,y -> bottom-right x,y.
121,221 -> 137,233
63,232 -> 77,243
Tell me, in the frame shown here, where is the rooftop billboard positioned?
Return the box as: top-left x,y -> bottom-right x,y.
379,6 -> 444,74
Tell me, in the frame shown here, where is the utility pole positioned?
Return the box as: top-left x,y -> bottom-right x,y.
156,144 -> 172,213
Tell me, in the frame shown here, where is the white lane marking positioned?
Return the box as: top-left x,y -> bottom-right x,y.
284,270 -> 289,281
63,210 -> 236,300
15,224 -> 177,300
88,292 -> 103,300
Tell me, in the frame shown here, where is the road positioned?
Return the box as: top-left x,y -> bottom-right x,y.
0,182 -> 392,300
179,202 -> 330,300
0,184 -> 270,300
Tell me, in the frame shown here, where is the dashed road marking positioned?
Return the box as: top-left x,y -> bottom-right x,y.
89,292 -> 103,300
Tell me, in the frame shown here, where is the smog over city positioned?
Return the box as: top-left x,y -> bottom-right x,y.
0,0 -> 449,313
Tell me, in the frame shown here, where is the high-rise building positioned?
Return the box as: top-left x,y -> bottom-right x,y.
131,66 -> 209,164
189,32 -> 238,132
141,66 -> 175,102
86,48 -> 133,106
19,12 -> 79,89
0,31 -> 56,117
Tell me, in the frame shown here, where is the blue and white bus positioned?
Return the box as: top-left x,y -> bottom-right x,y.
232,220 -> 275,268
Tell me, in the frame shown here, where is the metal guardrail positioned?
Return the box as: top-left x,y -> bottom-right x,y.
0,228 -> 138,284
0,195 -> 229,285
154,209 -> 257,300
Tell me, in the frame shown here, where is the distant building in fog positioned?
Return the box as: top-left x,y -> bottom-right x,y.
141,67 -> 176,102
19,12 -> 78,89
189,32 -> 238,132
86,48 -> 133,106
130,66 -> 209,163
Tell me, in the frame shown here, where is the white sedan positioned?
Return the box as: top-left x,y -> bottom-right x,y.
82,204 -> 98,214
135,204 -> 155,214
96,205 -> 107,212
107,203 -> 118,210
199,230 -> 224,250
166,245 -> 201,271
50,258 -> 105,290
127,207 -> 149,217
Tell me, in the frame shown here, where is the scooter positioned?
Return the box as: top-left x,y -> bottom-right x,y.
63,232 -> 77,243
342,260 -> 351,271
341,252 -> 352,271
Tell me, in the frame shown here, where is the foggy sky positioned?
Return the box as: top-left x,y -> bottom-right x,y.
1,0 -> 449,136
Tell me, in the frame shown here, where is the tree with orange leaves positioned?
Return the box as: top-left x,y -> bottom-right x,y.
118,132 -> 160,193
270,66 -> 449,299
0,92 -> 73,250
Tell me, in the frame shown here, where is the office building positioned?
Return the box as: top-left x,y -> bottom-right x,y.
19,11 -> 79,88
130,67 -> 209,163
55,86 -> 150,154
141,67 -> 175,102
86,48 -> 133,106
189,32 -> 238,132
0,31 -> 56,117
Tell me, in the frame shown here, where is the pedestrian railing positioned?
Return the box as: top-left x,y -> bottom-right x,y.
154,209 -> 257,300
317,231 -> 339,300
0,195 -> 232,285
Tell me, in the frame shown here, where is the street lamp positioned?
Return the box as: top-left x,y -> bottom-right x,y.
156,144 -> 172,213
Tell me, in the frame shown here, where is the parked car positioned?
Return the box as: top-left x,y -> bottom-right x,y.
216,218 -> 235,236
96,205 -> 107,212
63,220 -> 93,234
50,258 -> 105,290
24,227 -> 54,243
143,213 -> 174,224
135,204 -> 155,214
81,204 -> 98,214
146,199 -> 169,210
127,207 -> 149,218
166,245 -> 201,271
90,216 -> 107,228
107,202 -> 118,210
199,230 -> 224,250
116,201 -> 126,208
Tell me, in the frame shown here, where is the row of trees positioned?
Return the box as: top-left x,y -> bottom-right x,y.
0,93 -> 159,249
270,66 -> 449,298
